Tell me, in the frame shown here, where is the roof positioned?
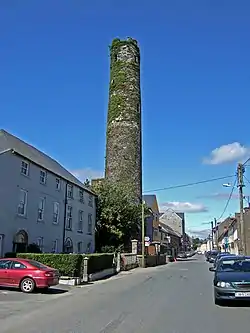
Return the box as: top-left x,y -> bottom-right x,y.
142,194 -> 159,213
159,210 -> 182,224
0,130 -> 96,196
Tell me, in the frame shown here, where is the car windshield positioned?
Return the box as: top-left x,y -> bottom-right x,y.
28,260 -> 50,270
218,259 -> 250,272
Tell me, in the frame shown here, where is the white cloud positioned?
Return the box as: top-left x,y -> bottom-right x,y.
203,142 -> 250,165
71,168 -> 104,182
160,201 -> 208,213
186,228 -> 210,239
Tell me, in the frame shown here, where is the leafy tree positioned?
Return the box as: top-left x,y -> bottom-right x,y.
83,178 -> 91,188
92,180 -> 142,252
192,237 -> 203,250
27,243 -> 42,253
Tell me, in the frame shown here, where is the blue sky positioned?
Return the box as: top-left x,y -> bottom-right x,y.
1,0 -> 250,236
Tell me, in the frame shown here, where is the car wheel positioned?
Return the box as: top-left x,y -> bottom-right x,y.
20,278 -> 35,293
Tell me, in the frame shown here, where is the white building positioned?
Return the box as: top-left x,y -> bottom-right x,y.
0,130 -> 97,256
159,209 -> 183,235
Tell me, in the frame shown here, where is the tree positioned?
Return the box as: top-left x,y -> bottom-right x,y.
83,178 -> 91,188
92,180 -> 142,252
192,237 -> 203,250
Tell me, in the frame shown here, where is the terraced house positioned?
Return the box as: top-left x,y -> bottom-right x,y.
0,130 -> 96,257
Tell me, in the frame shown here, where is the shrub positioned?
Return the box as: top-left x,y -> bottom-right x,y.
15,253 -> 115,277
27,243 -> 42,253
83,253 -> 115,274
5,252 -> 17,258
16,253 -> 82,277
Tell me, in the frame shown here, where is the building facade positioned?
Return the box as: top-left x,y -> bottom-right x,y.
105,38 -> 142,202
143,195 -> 161,242
0,130 -> 96,257
159,210 -> 183,236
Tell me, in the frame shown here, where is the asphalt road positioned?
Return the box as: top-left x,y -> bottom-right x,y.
1,255 -> 250,333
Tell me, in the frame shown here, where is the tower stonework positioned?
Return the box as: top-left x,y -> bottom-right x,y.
105,38 -> 142,201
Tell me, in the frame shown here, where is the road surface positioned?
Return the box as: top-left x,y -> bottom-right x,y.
1,256 -> 250,333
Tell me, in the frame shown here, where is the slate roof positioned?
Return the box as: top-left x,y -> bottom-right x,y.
142,194 -> 159,213
0,129 -> 96,195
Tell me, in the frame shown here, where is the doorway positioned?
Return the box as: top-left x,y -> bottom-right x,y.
13,230 -> 28,253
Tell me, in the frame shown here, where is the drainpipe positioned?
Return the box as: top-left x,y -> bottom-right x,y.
62,181 -> 68,253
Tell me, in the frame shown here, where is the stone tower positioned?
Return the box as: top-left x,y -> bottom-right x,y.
105,37 -> 142,201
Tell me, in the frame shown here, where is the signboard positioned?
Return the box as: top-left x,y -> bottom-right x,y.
145,241 -> 150,247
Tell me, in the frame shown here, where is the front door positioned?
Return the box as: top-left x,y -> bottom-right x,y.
13,242 -> 26,253
0,260 -> 12,285
8,261 -> 28,286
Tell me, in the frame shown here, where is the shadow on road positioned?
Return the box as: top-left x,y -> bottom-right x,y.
218,300 -> 250,308
40,288 -> 69,295
176,258 -> 197,262
0,286 -> 69,295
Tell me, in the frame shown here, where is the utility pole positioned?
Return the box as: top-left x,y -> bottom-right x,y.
208,234 -> 211,251
211,220 -> 214,249
141,200 -> 145,268
237,163 -> 246,255
214,218 -> 218,249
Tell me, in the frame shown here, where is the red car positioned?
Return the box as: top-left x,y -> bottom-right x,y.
0,258 -> 59,293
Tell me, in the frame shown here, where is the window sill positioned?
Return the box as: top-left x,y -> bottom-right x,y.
40,182 -> 47,186
77,230 -> 83,233
65,228 -> 72,231
17,214 -> 27,219
20,173 -> 30,178
52,221 -> 59,225
87,232 -> 92,236
37,219 -> 45,223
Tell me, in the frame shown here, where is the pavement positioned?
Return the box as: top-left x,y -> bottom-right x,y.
1,255 -> 250,332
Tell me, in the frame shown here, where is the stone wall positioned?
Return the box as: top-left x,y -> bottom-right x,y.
105,38 -> 142,202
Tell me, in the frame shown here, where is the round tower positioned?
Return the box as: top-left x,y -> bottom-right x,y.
105,37 -> 142,201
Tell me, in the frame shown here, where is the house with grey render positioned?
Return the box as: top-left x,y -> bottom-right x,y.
0,130 -> 97,257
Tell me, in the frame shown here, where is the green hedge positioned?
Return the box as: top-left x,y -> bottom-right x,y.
16,253 -> 82,277
84,253 -> 114,274
14,253 -> 115,277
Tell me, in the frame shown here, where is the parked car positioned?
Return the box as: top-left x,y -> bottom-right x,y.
197,251 -> 202,255
207,250 -> 219,263
213,252 -> 234,268
209,255 -> 250,305
177,252 -> 187,259
0,258 -> 59,293
186,251 -> 195,257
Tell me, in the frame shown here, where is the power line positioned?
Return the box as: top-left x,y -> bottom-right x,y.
244,175 -> 250,186
143,175 -> 235,193
243,157 -> 250,166
216,178 -> 237,221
